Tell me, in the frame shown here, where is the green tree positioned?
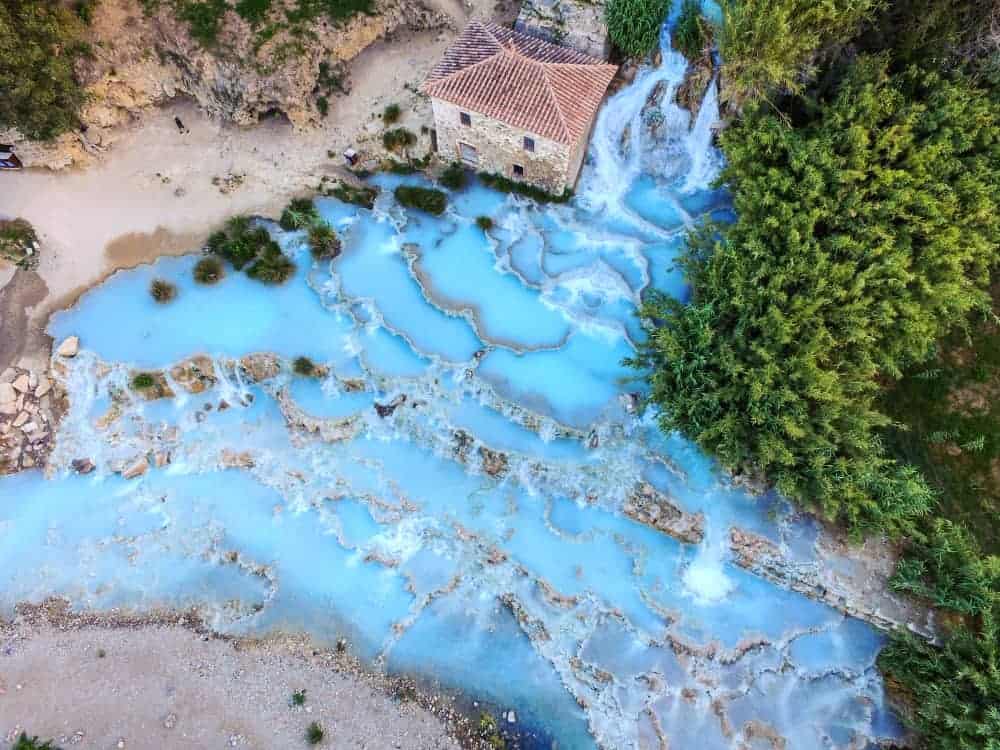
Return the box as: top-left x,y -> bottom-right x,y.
717,0 -> 875,107
630,58 -> 1000,533
879,520 -> 1000,748
0,0 -> 88,140
606,0 -> 668,58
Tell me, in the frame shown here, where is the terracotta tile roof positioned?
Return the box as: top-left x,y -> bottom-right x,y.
421,22 -> 617,146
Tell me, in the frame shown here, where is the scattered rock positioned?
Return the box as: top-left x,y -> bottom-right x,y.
478,446 -> 509,478
11,374 -> 29,394
163,713 -> 178,730
0,382 -> 15,405
121,456 -> 149,480
34,376 -> 51,398
624,482 -> 705,545
374,394 -> 406,418
0,368 -> 15,383
71,458 -> 96,475
12,412 -> 28,428
220,450 -> 254,469
56,336 -> 80,358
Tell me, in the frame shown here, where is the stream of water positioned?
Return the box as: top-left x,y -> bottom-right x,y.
0,20 -> 903,750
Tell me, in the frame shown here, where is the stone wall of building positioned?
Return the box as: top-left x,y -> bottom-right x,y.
514,0 -> 610,60
431,98 -> 577,194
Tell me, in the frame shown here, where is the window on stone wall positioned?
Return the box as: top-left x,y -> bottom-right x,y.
523,136 -> 535,152
513,164 -> 524,178
460,112 -> 471,126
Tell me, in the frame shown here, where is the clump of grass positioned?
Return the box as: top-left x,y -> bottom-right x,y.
235,0 -> 272,24
479,172 -> 572,203
132,372 -> 156,390
96,648 -> 106,658
305,721 -> 324,745
246,242 -> 295,284
150,278 -> 177,303
394,185 -> 447,216
382,103 -> 401,124
12,733 -> 60,750
673,0 -> 711,61
316,96 -> 329,117
193,256 -> 224,284
475,216 -> 494,231
382,127 -> 416,152
440,162 -> 467,190
279,197 -> 320,231
308,222 -> 342,259
292,356 -> 316,376
291,688 -> 307,706
179,0 -> 228,47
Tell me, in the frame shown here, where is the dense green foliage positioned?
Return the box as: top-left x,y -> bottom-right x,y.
0,0 -> 88,140
178,0 -> 228,45
631,58 -> 1000,533
673,0 -> 710,61
246,242 -> 295,283
292,356 -> 317,376
478,173 -> 572,204
325,180 -> 378,209
716,0 -> 875,106
440,162 -> 467,190
382,103 -> 401,124
131,372 -> 156,390
0,218 -> 39,268
881,286 -> 1000,553
879,521 -> 1000,748
305,721 -> 325,745
394,186 -> 447,216
207,215 -> 297,283
606,0 -> 668,58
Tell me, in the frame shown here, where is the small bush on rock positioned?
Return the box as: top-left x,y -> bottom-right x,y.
193,256 -> 224,285
607,0 -> 669,58
293,356 -> 316,376
149,279 -> 177,303
307,222 -> 342,259
476,216 -> 494,231
674,0 -> 710,60
306,721 -> 325,745
291,688 -> 307,706
382,103 -> 401,124
12,733 -> 60,750
394,186 -> 447,215
327,180 -> 378,209
131,372 -> 156,390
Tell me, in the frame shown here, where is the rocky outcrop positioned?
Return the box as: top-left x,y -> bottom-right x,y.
676,52 -> 714,121
624,482 -> 705,545
3,0 -> 451,169
514,0 -> 610,60
730,527 -> 936,638
0,367 -> 67,474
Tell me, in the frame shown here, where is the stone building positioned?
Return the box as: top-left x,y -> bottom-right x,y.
421,22 -> 617,195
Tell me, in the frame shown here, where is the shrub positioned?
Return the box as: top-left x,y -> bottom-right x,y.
382,127 -> 416,152
394,185 -> 447,215
316,96 -> 329,117
0,2 -> 88,140
179,0 -> 229,46
235,0 -> 272,24
307,222 -> 342,259
279,198 -> 320,231
440,162 -> 467,190
606,0 -> 668,57
305,721 -> 324,745
382,103 -> 401,124
149,279 -> 177,303
131,372 -> 156,390
479,173 -> 572,203
673,0 -> 710,60
246,243 -> 295,284
475,216 -> 493,231
328,181 -> 378,209
292,356 -> 316,376
193,256 -> 224,284
12,734 -> 60,750
291,688 -> 307,706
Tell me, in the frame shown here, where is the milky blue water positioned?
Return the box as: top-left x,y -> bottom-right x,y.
0,20 -> 902,750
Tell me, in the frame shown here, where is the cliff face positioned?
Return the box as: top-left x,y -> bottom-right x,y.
1,0 -> 450,169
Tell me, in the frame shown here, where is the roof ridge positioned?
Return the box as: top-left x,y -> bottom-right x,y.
538,64 -> 572,143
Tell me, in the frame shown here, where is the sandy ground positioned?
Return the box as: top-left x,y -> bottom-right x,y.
0,613 -> 464,749
0,0 -> 514,372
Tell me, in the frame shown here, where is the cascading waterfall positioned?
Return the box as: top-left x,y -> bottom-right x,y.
0,15 -> 905,750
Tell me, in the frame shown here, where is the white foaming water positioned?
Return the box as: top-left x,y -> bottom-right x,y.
0,14 -> 904,750
682,77 -> 723,193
